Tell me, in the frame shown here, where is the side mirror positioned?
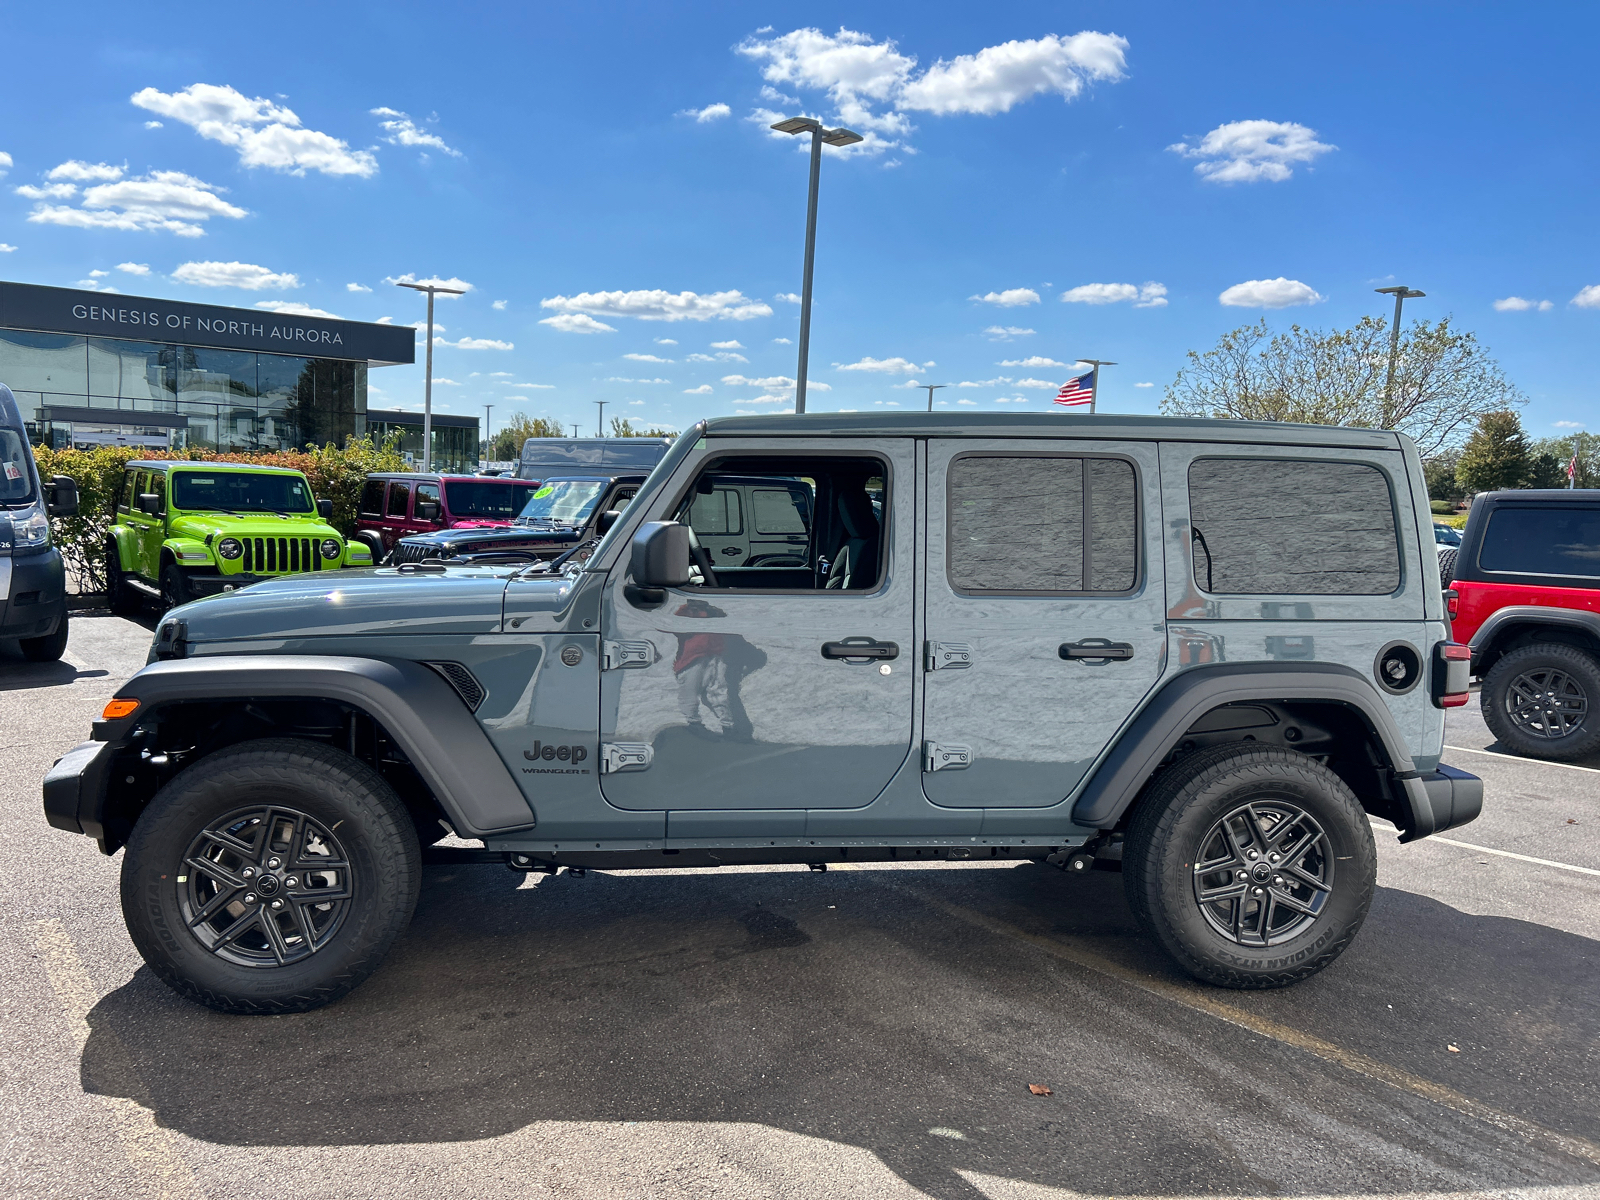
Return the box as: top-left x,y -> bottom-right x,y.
628,521 -> 690,605
317,498 -> 334,520
138,493 -> 161,516
416,501 -> 441,522
47,475 -> 78,518
595,509 -> 622,537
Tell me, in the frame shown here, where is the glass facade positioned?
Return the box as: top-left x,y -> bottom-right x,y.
367,410 -> 480,474
2,328 -> 368,452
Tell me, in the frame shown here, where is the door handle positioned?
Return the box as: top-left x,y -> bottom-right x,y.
719,546 -> 741,556
821,637 -> 899,661
1059,640 -> 1134,661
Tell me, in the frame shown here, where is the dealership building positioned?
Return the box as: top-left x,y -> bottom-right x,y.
0,281 -> 477,470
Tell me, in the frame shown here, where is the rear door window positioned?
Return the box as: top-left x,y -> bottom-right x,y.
1187,458 -> 1400,595
358,479 -> 386,516
386,481 -> 412,518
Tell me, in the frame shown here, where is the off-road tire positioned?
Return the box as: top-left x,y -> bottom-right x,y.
159,562 -> 192,610
1482,642 -> 1600,761
121,738 -> 421,1014
1438,547 -> 1458,585
19,615 -> 69,662
106,542 -> 141,615
1123,744 -> 1377,989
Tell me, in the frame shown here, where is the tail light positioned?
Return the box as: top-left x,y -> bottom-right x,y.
1444,588 -> 1459,619
1434,641 -> 1472,708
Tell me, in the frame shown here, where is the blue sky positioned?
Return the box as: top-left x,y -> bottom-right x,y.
1,2 -> 1595,443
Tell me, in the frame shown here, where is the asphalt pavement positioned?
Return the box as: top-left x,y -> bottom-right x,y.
1,609 -> 1596,1200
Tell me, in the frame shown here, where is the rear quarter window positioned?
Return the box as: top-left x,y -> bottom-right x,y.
1188,458 -> 1400,596
1479,507 -> 1600,580
358,480 -> 386,516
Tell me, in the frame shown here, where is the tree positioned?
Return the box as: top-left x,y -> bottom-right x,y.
490,412 -> 563,460
1531,431 -> 1595,488
1422,450 -> 1462,501
1456,410 -> 1533,494
1161,316 -> 1525,457
610,417 -> 678,438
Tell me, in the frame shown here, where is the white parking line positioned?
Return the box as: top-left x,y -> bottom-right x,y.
1371,819 -> 1599,878
1446,744 -> 1600,776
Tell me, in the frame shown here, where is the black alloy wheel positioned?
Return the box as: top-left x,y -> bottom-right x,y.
121,738 -> 421,1013
106,542 -> 141,615
160,562 -> 191,610
1123,743 -> 1376,989
1483,642 -> 1600,761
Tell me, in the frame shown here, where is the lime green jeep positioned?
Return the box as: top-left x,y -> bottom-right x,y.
105,461 -> 373,612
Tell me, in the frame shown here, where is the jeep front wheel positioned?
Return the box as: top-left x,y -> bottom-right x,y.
106,542 -> 141,615
1482,642 -> 1600,761
1123,744 -> 1376,989
120,738 -> 421,1013
159,562 -> 192,610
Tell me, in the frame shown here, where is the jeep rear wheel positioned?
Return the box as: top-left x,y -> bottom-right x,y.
1482,642 -> 1600,761
1123,744 -> 1376,989
120,738 -> 421,1014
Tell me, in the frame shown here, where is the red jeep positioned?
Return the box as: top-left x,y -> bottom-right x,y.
1445,488 -> 1600,760
352,473 -> 542,559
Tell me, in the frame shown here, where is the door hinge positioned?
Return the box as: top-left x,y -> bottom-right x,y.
603,640 -> 657,670
924,641 -> 974,671
600,742 -> 653,774
923,741 -> 972,772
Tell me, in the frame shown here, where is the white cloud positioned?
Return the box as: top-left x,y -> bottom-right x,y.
492,299 -> 507,310
773,336 -> 792,344
1493,296 -> 1553,312
722,374 -> 796,389
686,350 -> 748,363
1060,281 -> 1167,307
835,356 -> 929,374
1169,120 -> 1335,184
655,337 -> 678,345
539,313 -> 616,334
606,377 -> 671,384
1015,377 -> 1058,389
1134,381 -> 1154,388
710,339 -> 745,349
172,260 -> 300,290
0,151 -> 10,179
75,278 -> 118,292
774,292 -> 802,303
347,282 -> 372,293
431,377 -> 462,386
132,83 -> 377,177
14,183 -> 79,199
437,336 -> 513,350
371,107 -> 462,157
88,269 -> 109,278
679,103 -> 731,122
25,168 -> 246,237
983,325 -> 1034,340
48,160 -> 125,182
489,371 -> 513,377
953,376 -> 1010,388
505,382 -> 554,389
1553,420 -> 1584,428
0,244 -> 14,253
683,384 -> 714,394
624,352 -> 674,363
957,398 -> 978,406
971,288 -> 1040,307
144,120 -> 162,129
254,300 -> 341,318
999,356 -> 1065,367
1570,286 -> 1600,309
1218,277 -> 1325,308
384,272 -> 474,294
737,28 -> 1128,156
540,289 -> 772,322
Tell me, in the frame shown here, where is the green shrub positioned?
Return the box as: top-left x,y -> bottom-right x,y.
33,434 -> 408,593
1429,499 -> 1454,514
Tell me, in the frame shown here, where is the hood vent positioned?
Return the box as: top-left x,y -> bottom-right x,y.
425,661 -> 485,711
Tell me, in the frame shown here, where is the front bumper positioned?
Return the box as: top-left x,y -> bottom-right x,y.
1399,763 -> 1483,843
0,549 -> 66,639
43,740 -> 115,850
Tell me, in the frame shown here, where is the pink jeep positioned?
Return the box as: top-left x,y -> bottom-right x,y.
353,473 -> 542,559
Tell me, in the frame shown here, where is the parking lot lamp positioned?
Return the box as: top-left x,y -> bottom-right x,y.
1071,359 -> 1117,414
395,280 -> 468,471
483,404 -> 493,466
770,117 -> 864,414
918,384 -> 946,412
1375,286 -> 1425,429
595,400 -> 608,438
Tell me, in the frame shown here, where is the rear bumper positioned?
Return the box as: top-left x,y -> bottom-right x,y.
1399,763 -> 1483,843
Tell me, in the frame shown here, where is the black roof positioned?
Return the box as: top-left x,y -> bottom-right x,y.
364,472 -> 533,483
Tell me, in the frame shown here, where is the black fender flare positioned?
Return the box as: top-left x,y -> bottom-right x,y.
91,655 -> 535,839
1467,605 -> 1600,669
1071,662 -> 1420,829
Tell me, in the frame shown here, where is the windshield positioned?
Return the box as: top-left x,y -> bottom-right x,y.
445,480 -> 541,520
515,479 -> 607,525
172,471 -> 314,514
0,428 -> 37,506
1433,524 -> 1461,546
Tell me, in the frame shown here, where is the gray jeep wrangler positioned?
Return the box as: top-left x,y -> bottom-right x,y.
43,413 -> 1483,1013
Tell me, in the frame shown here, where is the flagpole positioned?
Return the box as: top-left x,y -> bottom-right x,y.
1071,358 -> 1117,414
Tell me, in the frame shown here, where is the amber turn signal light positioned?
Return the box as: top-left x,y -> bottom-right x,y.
102,698 -> 140,720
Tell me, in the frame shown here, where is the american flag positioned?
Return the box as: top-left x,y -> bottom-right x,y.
1569,453 -> 1580,483
1054,369 -> 1094,407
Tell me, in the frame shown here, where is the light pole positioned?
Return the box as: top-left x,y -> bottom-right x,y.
918,384 -> 946,411
482,404 -> 493,467
395,279 -> 467,471
570,424 -> 581,440
1375,285 -> 1425,429
1072,359 -> 1117,414
595,400 -> 608,438
770,116 -> 864,414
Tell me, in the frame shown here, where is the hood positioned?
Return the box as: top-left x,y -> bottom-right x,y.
171,511 -> 341,540
163,564 -> 566,642
402,524 -> 583,548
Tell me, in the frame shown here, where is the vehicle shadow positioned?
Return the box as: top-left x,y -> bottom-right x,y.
78,864 -> 1600,1198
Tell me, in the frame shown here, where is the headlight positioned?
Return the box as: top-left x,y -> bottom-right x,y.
320,538 -> 342,560
217,537 -> 243,560
10,503 -> 49,550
